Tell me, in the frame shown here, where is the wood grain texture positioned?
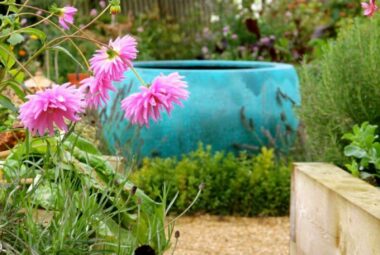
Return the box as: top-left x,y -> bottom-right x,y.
291,163 -> 380,255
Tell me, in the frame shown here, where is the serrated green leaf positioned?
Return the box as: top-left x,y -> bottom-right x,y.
7,33 -> 24,46
0,28 -> 11,36
0,94 -> 17,113
20,28 -> 46,42
52,45 -> 85,71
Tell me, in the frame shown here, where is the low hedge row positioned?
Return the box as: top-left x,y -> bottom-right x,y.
131,145 -> 291,216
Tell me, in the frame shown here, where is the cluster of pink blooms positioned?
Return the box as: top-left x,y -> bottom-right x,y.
18,5 -> 189,136
83,35 -> 138,108
362,0 -> 378,17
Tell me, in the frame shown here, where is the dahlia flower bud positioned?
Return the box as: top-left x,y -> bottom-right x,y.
110,0 -> 121,15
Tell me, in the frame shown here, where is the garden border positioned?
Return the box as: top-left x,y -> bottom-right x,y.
290,163 -> 380,255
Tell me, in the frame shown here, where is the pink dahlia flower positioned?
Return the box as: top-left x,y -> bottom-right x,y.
362,0 -> 378,17
90,35 -> 138,81
121,72 -> 189,127
19,84 -> 85,136
58,6 -> 77,30
80,76 -> 116,108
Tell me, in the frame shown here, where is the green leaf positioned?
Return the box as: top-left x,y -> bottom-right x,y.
345,161 -> 359,177
9,69 -> 24,84
0,43 -> 15,69
7,33 -> 24,46
52,46 -> 85,71
341,133 -> 354,141
19,28 -> 46,42
65,134 -> 101,155
0,28 -> 11,36
8,5 -> 19,13
3,0 -> 19,13
0,94 -> 17,113
31,180 -> 58,210
6,79 -> 26,101
343,144 -> 367,159
360,158 -> 370,168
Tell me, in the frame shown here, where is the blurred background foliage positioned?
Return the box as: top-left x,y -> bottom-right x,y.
6,0 -> 363,83
0,0 -> 369,164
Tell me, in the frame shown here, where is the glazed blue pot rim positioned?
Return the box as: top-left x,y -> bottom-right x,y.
133,60 -> 294,72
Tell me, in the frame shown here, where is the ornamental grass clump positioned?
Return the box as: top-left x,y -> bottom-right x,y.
0,1 -> 190,254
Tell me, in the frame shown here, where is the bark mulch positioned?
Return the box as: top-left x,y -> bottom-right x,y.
165,215 -> 289,255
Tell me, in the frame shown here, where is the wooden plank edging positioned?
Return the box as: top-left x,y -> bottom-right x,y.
293,163 -> 380,219
291,162 -> 380,255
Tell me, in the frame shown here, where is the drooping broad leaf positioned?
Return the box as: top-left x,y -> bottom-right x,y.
19,27 -> 46,42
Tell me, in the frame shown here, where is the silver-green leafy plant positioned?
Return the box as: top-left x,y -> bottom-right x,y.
342,122 -> 380,185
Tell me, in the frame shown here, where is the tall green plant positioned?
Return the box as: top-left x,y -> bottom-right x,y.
299,16 -> 380,164
0,134 -> 175,254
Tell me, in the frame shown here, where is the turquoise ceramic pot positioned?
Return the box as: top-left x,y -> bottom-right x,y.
100,60 -> 300,158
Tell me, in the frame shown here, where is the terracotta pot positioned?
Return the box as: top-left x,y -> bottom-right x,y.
67,73 -> 90,86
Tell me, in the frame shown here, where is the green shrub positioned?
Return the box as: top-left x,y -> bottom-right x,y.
131,145 -> 292,216
299,16 -> 380,165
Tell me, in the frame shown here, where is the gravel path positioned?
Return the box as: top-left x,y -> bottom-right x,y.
165,215 -> 289,255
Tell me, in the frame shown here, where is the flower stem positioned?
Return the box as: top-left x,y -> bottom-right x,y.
70,5 -> 111,37
18,0 -> 30,13
128,64 -> 147,87
165,187 -> 202,227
